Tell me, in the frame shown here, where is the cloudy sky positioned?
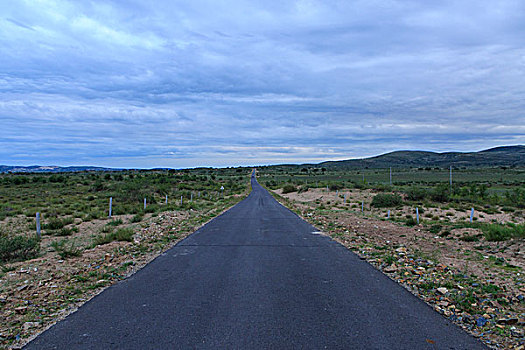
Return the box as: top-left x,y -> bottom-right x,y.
1,0 -> 524,168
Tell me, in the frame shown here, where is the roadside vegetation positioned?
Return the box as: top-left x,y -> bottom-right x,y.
0,168 -> 250,347
261,165 -> 524,349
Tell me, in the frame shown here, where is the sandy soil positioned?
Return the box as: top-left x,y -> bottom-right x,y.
0,202 -> 238,349
274,188 -> 524,349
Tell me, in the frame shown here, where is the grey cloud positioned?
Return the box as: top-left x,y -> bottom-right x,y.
0,0 -> 524,167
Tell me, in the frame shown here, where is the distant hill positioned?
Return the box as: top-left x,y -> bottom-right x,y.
0,165 -> 121,173
319,145 -> 525,169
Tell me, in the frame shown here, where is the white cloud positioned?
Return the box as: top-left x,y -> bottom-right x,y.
0,0 -> 524,167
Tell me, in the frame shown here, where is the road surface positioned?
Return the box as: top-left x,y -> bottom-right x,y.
26,174 -> 486,349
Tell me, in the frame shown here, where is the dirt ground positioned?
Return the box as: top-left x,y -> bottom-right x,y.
0,203 -> 237,349
274,188 -> 524,350
282,188 -> 524,224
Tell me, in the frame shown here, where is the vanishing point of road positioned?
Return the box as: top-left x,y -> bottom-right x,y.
26,174 -> 486,349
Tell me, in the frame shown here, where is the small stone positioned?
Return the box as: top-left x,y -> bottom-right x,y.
511,328 -> 524,338
15,306 -> 28,314
497,317 -> 518,325
383,265 -> 397,273
17,285 -> 29,292
23,322 -> 39,331
476,317 -> 488,327
437,287 -> 448,295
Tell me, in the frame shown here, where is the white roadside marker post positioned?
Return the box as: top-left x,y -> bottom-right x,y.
109,197 -> 112,218
416,208 -> 419,224
470,208 -> 474,223
144,198 -> 147,210
361,201 -> 364,213
191,193 -> 193,202
36,212 -> 41,239
165,195 -> 168,204
390,167 -> 392,186
387,210 -> 390,219
180,196 -> 183,206
450,166 -> 452,189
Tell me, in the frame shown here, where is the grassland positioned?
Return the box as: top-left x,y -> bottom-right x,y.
0,168 -> 250,347
260,166 -> 524,349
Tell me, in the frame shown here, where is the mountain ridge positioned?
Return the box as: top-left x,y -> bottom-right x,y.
1,145 -> 523,172
319,145 -> 525,169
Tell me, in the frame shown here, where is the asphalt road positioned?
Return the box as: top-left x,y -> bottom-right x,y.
26,174 -> 487,349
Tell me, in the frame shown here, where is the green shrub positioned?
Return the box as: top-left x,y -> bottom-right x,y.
44,217 -> 73,230
282,184 -> 297,194
371,194 -> 403,208
430,184 -> 450,202
298,186 -> 309,193
405,187 -> 427,201
405,216 -> 417,226
51,239 -> 83,259
55,227 -> 78,236
329,183 -> 343,191
0,235 -> 40,263
429,224 -> 442,234
107,219 -> 123,226
131,214 -> 143,223
94,227 -> 134,246
483,223 -> 524,241
459,234 -> 480,242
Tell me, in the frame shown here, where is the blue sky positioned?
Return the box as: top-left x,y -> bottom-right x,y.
1,0 -> 524,168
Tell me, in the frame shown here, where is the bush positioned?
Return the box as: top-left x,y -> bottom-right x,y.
44,217 -> 73,230
0,235 -> 40,263
131,214 -> 143,223
329,183 -> 343,191
282,184 -> 297,194
429,224 -> 442,234
459,234 -> 480,242
483,223 -> 524,241
94,227 -> 134,246
55,227 -> 78,236
371,194 -> 403,208
298,186 -> 309,193
107,219 -> 123,226
430,184 -> 450,203
50,239 -> 82,259
405,216 -> 418,226
405,187 -> 427,201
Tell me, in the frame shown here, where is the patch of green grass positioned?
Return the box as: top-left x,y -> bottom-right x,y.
483,223 -> 524,241
94,227 -> 134,246
130,214 -> 143,223
50,239 -> 83,259
0,235 -> 40,263
428,224 -> 442,234
107,219 -> 123,226
54,227 -> 78,236
371,193 -> 403,208
459,234 -> 480,242
282,184 -> 297,194
43,217 -> 74,230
